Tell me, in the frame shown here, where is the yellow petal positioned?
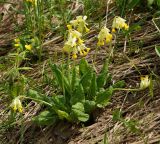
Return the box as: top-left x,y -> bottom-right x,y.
13,105 -> 17,112
140,75 -> 150,90
67,24 -> 72,30
14,38 -> 20,43
124,23 -> 129,30
82,50 -> 87,56
72,53 -> 77,59
78,38 -> 84,44
86,48 -> 90,52
18,107 -> 23,113
97,41 -> 104,46
25,44 -> 32,51
112,28 -> 116,33
80,50 -> 83,56
14,43 -> 20,47
85,27 -> 90,33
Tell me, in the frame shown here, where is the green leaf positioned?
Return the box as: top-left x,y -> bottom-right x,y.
157,0 -> 160,7
80,68 -> 93,93
127,0 -> 140,10
52,95 -> 68,111
57,110 -> 71,121
147,0 -> 154,6
89,73 -> 97,99
70,84 -> 85,105
32,110 -> 57,125
112,109 -> 122,121
18,67 -> 33,71
79,58 -> 90,75
97,60 -> 110,89
50,63 -> 71,95
96,86 -> 113,108
71,67 -> 77,92
155,45 -> 160,57
84,100 -> 96,113
28,89 -> 43,100
102,132 -> 109,144
124,119 -> 139,133
27,89 -> 52,105
71,102 -> 89,122
100,59 -> 109,74
112,80 -> 125,88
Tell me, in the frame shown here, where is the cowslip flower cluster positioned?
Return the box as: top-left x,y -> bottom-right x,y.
140,75 -> 151,90
97,16 -> 129,46
69,16 -> 90,33
63,16 -> 90,59
10,97 -> 23,113
112,16 -> 129,32
97,27 -> 112,46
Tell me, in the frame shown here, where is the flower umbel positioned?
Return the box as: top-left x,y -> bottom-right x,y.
97,27 -> 112,46
70,16 -> 90,33
140,75 -> 151,90
112,16 -> 129,32
11,97 -> 23,113
63,29 -> 82,52
63,16 -> 91,59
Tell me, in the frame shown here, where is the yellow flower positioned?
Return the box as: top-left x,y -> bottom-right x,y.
72,53 -> 77,59
67,24 -> 72,30
78,38 -> 84,44
31,38 -> 35,42
70,15 -> 90,33
112,16 -> 129,31
25,44 -> 32,51
14,43 -> 20,47
63,30 -> 82,53
97,27 -> 112,46
77,44 -> 90,56
11,97 -> 23,113
140,75 -> 151,90
112,28 -> 116,33
14,38 -> 20,43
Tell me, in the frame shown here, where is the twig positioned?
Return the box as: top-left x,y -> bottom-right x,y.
152,18 -> 160,33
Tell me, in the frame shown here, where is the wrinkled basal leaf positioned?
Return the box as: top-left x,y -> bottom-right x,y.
84,100 -> 96,113
96,86 -> 113,108
57,110 -> 71,121
32,110 -> 57,125
70,84 -> 85,105
71,102 -> 89,122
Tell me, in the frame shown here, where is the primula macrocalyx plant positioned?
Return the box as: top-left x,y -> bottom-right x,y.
69,16 -> 90,33
97,27 -> 112,46
11,97 -> 23,113
140,75 -> 151,90
112,16 -> 129,32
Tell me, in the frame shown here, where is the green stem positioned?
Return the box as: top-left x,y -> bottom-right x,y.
114,88 -> 140,91
93,45 -> 99,66
19,96 -> 52,107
